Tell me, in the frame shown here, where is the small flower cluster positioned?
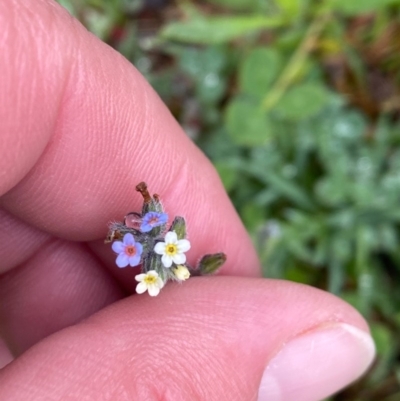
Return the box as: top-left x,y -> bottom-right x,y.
105,182 -> 226,297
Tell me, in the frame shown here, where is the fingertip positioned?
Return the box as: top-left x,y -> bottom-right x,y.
0,278 -> 371,401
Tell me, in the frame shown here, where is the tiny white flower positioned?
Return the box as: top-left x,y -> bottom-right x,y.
173,265 -> 191,281
135,270 -> 164,296
154,231 -> 191,268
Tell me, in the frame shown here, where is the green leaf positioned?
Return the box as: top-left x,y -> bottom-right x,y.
199,127 -> 241,161
241,203 -> 266,230
273,83 -> 332,120
179,46 -> 228,78
196,74 -> 227,104
315,176 -> 349,206
275,0 -> 301,19
239,48 -> 282,97
161,15 -> 283,44
341,291 -> 365,313
56,0 -> 76,15
370,323 -> 393,357
285,265 -> 314,284
330,233 -> 353,263
327,259 -> 345,294
205,0 -> 259,10
215,162 -> 238,192
329,0 -> 400,15
263,172 -> 314,209
225,98 -> 272,146
379,224 -> 398,251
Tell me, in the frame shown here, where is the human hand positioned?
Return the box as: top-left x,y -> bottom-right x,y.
0,1 -> 375,400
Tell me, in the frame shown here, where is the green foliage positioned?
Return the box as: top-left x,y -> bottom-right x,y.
329,0 -> 400,15
239,48 -> 282,97
275,0 -> 302,18
196,0 -> 260,11
56,0 -> 400,399
225,97 -> 272,145
273,82 -> 333,120
161,13 -> 283,45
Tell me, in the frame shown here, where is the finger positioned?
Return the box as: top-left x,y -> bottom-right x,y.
0,209 -> 50,275
0,278 -> 375,401
0,339 -> 12,370
0,0 -> 259,277
0,239 -> 123,356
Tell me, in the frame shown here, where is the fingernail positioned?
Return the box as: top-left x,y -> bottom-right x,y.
258,323 -> 375,401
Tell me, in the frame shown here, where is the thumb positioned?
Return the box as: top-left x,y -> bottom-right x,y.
0,278 -> 375,401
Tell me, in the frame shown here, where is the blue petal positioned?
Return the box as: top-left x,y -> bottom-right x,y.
142,212 -> 155,223
129,255 -> 141,267
112,241 -> 124,253
158,213 -> 168,224
140,222 -> 152,232
141,212 -> 168,230
135,242 -> 143,256
123,233 -> 135,246
116,253 -> 129,268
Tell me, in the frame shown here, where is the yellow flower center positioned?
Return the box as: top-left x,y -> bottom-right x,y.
125,245 -> 136,256
166,243 -> 177,256
144,275 -> 157,285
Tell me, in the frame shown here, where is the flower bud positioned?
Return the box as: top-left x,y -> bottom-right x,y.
173,265 -> 191,281
169,216 -> 186,239
198,253 -> 227,275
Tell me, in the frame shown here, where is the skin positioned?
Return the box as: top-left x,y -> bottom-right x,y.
0,1 -> 372,400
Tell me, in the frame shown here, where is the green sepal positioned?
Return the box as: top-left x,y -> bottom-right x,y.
148,224 -> 165,237
142,196 -> 164,215
169,216 -> 187,239
164,265 -> 183,282
197,253 -> 227,275
142,252 -> 168,283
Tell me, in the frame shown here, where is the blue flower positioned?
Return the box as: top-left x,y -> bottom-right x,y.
140,212 -> 168,233
112,233 -> 143,268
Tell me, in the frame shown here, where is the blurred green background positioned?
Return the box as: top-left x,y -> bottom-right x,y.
57,0 -> 400,399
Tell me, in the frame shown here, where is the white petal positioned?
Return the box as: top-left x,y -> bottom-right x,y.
156,278 -> 164,288
135,273 -> 146,282
154,242 -> 166,255
172,253 -> 186,265
177,239 -> 191,253
136,282 -> 147,294
164,231 -> 178,244
148,285 -> 160,297
161,254 -> 173,268
147,270 -> 158,277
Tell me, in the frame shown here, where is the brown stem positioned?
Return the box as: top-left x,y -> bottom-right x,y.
135,182 -> 152,203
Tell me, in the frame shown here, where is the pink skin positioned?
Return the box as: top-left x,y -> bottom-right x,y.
0,1 -> 374,400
